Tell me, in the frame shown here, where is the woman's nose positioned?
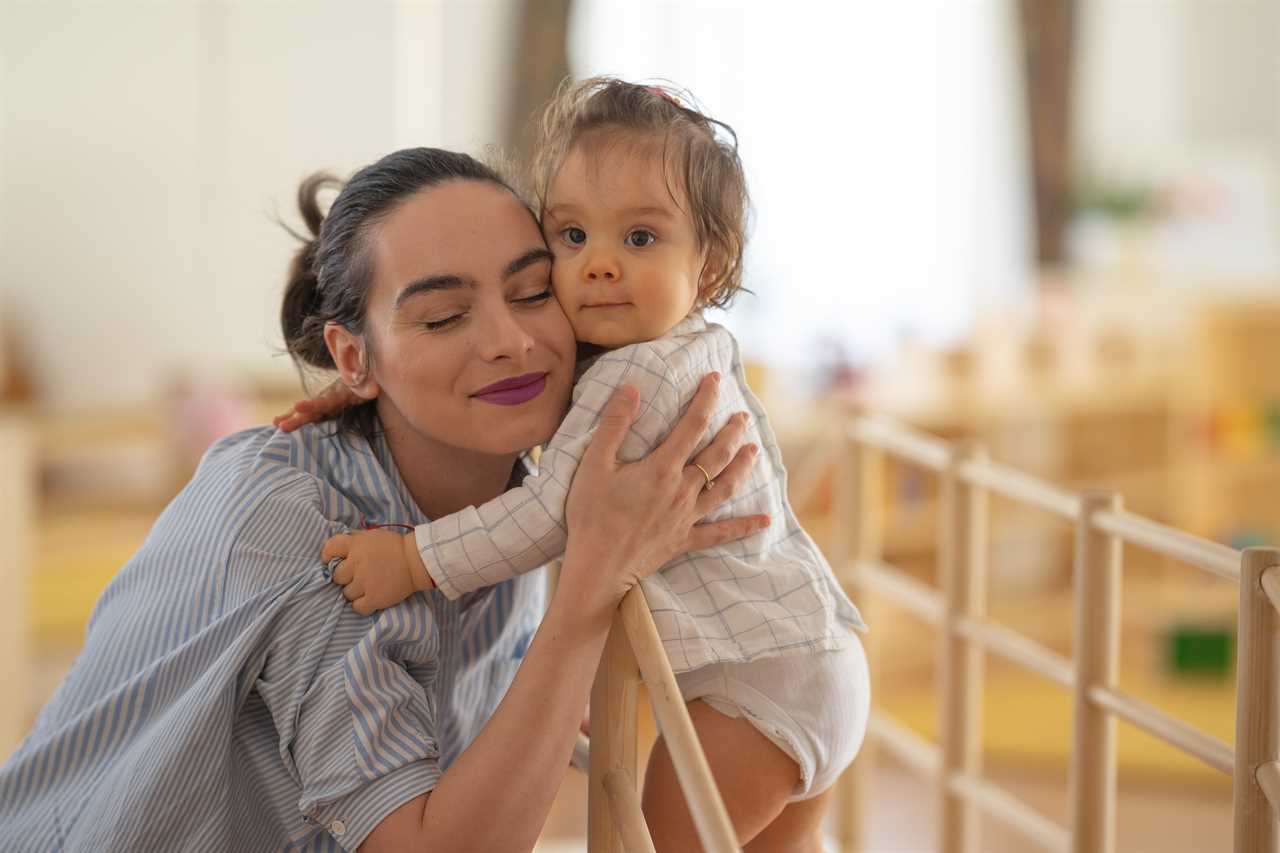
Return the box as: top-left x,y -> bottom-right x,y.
476,304 -> 536,361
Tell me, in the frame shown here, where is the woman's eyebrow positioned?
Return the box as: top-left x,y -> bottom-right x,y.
393,250 -> 551,310
394,274 -> 469,309
502,248 -> 553,279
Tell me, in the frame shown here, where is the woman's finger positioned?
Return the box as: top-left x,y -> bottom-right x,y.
688,410 -> 748,480
651,373 -> 719,470
321,534 -> 351,563
675,406 -> 746,500
684,514 -> 771,553
581,386 -> 639,471
694,442 -> 759,516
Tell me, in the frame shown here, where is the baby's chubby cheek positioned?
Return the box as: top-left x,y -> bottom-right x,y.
550,281 -> 588,342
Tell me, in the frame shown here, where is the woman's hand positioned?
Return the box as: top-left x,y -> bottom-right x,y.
561,372 -> 768,610
272,380 -> 361,432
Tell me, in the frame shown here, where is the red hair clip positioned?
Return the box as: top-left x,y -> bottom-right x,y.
648,85 -> 682,108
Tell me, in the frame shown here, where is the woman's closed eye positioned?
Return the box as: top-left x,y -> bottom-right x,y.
421,313 -> 463,331
513,288 -> 554,307
418,288 -> 552,332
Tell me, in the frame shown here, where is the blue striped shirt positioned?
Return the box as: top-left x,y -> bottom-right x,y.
0,425 -> 544,851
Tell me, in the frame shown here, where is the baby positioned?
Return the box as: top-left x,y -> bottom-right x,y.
282,78 -> 869,850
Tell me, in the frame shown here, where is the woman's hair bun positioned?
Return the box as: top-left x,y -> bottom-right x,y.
281,172 -> 343,369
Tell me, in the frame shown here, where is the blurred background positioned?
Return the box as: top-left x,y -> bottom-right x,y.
2,1 -> 1278,850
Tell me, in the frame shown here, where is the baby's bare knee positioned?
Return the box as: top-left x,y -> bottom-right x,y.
743,788 -> 833,853
642,700 -> 799,850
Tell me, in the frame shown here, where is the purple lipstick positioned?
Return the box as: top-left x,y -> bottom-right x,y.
471,372 -> 548,406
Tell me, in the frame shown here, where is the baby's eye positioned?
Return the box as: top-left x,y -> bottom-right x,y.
562,227 -> 587,246
626,229 -> 656,248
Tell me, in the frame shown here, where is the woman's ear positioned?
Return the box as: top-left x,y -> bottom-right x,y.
323,323 -> 380,400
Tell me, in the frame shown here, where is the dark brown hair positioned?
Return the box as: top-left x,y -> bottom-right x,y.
281,147 -> 524,437
531,77 -> 750,309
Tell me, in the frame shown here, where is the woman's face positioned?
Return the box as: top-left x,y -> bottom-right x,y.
359,180 -> 576,457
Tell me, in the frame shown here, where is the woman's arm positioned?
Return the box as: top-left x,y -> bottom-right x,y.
359,377 -> 767,853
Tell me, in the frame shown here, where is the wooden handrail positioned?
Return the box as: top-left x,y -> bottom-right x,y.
821,416 -> 1276,852
1087,685 -> 1234,775
586,413 -> 1280,853
1092,509 -> 1240,581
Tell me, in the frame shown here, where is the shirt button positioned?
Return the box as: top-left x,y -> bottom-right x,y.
330,820 -> 346,836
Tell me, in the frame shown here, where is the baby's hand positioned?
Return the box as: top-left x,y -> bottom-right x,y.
273,381 -> 361,433
321,530 -> 431,616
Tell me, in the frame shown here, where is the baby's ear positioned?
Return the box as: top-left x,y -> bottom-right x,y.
323,323 -> 381,401
697,249 -> 729,305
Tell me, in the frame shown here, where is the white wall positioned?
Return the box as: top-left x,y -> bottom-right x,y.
570,0 -> 1034,372
0,0 -> 521,410
1073,0 -> 1280,280
1075,0 -> 1280,181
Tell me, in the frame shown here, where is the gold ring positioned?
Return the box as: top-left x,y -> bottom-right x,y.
693,462 -> 715,491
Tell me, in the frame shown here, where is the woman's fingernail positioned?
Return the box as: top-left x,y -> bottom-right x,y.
747,443 -> 759,456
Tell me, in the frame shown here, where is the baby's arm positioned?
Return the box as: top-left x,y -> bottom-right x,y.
421,350 -> 685,599
323,528 -> 425,616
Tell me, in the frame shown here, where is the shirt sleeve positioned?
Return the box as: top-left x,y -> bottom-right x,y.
418,345 -> 684,599
254,573 -> 442,851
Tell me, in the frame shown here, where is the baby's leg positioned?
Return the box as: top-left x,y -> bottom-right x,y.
743,787 -> 833,853
641,699 -> 798,850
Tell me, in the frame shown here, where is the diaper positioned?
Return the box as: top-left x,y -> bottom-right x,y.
674,636 -> 870,802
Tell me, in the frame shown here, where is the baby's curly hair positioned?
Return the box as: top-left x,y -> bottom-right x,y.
531,77 -> 750,310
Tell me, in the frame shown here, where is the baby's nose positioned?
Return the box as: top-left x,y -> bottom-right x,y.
584,251 -> 620,281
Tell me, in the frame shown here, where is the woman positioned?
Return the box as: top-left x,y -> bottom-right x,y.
0,148 -> 765,851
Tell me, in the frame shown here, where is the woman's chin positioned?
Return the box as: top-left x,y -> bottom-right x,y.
475,410 -> 563,455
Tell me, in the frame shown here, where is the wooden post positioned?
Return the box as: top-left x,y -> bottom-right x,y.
603,769 -> 658,853
589,610 -> 643,853
618,588 -> 739,853
1233,547 -> 1280,853
1068,491 -> 1122,853
938,442 -> 988,853
832,436 -> 883,852
0,415 -> 32,761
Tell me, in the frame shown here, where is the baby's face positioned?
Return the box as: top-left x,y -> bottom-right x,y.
542,142 -> 705,348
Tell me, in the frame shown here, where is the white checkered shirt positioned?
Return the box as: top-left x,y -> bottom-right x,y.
416,313 -> 865,672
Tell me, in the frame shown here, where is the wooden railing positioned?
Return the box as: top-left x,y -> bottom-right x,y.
587,586 -> 737,852
585,414 -> 1280,852
0,415 -> 33,762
